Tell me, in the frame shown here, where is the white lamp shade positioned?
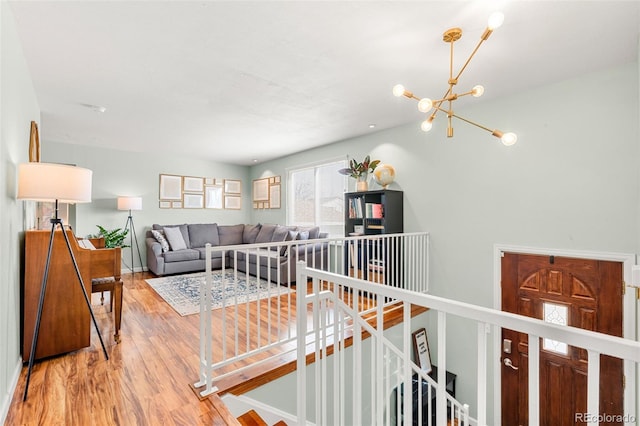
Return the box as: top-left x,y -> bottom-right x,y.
117,196 -> 142,211
17,162 -> 92,203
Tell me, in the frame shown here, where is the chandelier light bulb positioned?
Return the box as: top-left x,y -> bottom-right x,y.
487,12 -> 504,30
421,119 -> 433,132
393,84 -> 406,97
418,98 -> 433,113
471,85 -> 484,97
501,132 -> 517,146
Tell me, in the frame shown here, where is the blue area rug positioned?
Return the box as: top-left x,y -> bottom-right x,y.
145,270 -> 292,316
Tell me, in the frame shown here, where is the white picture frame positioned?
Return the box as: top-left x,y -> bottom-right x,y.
159,174 -> 182,200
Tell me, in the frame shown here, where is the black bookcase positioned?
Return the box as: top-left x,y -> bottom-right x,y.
344,190 -> 403,283
344,189 -> 403,236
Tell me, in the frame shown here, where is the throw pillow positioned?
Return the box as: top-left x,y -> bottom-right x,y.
297,226 -> 320,239
255,223 -> 277,244
163,226 -> 187,251
297,230 -> 310,241
281,230 -> 298,256
151,229 -> 170,253
243,223 -> 261,244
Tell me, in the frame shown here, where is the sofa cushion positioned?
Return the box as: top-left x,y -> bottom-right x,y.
188,223 -> 220,247
255,223 -> 277,244
150,229 -> 170,253
194,247 -> 224,260
243,223 -> 261,244
154,223 -> 191,248
164,226 -> 188,251
218,224 -> 245,246
163,249 -> 200,263
297,226 -> 320,239
270,225 -> 293,253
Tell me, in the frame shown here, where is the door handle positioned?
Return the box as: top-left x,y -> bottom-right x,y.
503,358 -> 519,370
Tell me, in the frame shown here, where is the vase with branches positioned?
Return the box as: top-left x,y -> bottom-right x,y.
338,155 -> 380,191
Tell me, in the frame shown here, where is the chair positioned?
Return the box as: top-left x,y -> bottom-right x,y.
79,237 -> 124,343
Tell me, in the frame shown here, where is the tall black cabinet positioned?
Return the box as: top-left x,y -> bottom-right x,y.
344,190 -> 403,284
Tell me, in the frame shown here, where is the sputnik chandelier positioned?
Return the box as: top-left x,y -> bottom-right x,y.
393,12 -> 517,146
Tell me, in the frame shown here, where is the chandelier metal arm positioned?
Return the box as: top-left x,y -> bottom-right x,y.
432,103 -> 492,134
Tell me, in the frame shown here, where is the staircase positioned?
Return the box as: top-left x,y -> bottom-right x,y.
238,409 -> 289,426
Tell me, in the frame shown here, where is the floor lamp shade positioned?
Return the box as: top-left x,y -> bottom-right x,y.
17,162 -> 92,203
117,196 -> 142,211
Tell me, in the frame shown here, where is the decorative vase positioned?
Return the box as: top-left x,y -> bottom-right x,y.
373,164 -> 396,189
356,175 -> 368,191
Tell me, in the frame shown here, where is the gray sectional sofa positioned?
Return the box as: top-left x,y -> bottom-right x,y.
145,223 -> 328,284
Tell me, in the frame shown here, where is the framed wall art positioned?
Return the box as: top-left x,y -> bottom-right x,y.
159,174 -> 183,200
224,195 -> 241,210
412,328 -> 432,373
183,193 -> 204,209
183,176 -> 204,192
269,183 -> 281,209
224,179 -> 242,194
205,185 -> 223,209
252,178 -> 269,202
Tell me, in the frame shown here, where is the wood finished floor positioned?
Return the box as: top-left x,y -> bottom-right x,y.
5,271 -> 423,425
5,272 -> 236,426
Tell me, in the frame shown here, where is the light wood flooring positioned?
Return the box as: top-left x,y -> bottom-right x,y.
5,272 -> 236,425
5,272 -> 425,425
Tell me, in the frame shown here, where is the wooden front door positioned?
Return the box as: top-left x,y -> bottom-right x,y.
501,253 -> 624,426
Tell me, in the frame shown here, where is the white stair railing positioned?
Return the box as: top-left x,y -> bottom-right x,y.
296,263 -> 640,426
194,232 -> 430,398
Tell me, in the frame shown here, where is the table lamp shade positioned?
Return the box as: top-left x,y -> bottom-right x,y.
117,196 -> 142,211
17,162 -> 92,203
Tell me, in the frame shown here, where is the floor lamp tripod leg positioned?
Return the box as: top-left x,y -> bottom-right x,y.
59,227 -> 109,361
23,222 -> 57,401
125,215 -> 134,274
129,216 -> 144,273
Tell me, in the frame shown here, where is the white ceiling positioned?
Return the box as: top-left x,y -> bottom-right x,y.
8,1 -> 640,165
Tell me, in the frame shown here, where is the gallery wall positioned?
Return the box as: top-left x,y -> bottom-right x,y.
41,141 -> 252,271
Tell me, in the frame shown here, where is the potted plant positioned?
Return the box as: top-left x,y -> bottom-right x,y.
88,225 -> 129,248
338,155 -> 380,191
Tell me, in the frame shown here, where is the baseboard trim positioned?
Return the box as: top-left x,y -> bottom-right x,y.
1,357 -> 22,424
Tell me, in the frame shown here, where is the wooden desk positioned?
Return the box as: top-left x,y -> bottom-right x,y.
23,229 -> 122,361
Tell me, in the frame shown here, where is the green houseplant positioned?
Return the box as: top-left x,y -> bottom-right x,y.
338,155 -> 380,191
89,225 -> 129,248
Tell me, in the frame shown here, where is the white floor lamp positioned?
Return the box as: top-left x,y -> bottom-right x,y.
18,162 -> 108,401
117,196 -> 143,274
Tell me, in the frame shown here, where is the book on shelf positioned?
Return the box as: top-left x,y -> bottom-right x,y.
349,197 -> 363,218
365,203 -> 383,219
367,224 -> 384,230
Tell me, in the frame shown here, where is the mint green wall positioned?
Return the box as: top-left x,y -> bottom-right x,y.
0,1 -> 40,421
248,62 -> 640,422
1,2 -> 637,419
41,142 -> 252,270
